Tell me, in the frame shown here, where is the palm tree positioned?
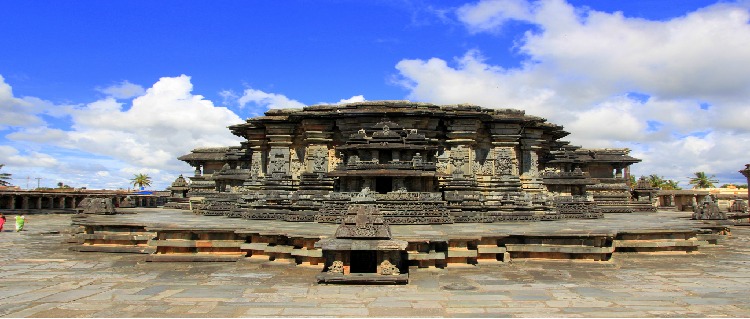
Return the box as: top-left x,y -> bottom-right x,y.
0,164 -> 12,187
131,173 -> 152,190
689,171 -> 718,189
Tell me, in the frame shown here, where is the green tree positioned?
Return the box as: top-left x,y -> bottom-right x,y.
688,171 -> 718,189
661,179 -> 682,190
644,174 -> 682,190
647,174 -> 664,188
627,174 -> 636,188
56,182 -> 72,189
0,164 -> 12,186
131,173 -> 152,189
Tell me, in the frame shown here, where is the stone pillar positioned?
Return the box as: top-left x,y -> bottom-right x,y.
740,164 -> 750,204
22,196 -> 29,210
9,195 -> 15,210
520,138 -> 544,192
615,167 -> 623,179
48,197 -> 54,209
59,197 -> 66,209
445,119 -> 480,178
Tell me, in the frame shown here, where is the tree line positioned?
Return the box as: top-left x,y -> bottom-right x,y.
630,171 -> 747,190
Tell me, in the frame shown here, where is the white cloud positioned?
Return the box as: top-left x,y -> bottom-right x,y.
395,0 -> 750,185
316,95 -> 367,105
457,0 -> 534,33
3,75 -> 244,189
0,145 -> 59,168
97,80 -> 146,99
237,87 -> 305,113
336,95 -> 366,104
0,75 -> 45,130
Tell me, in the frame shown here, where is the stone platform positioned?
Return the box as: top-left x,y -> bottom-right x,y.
70,208 -> 731,267
2,213 -> 750,317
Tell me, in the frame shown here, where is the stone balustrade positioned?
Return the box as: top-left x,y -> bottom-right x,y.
340,160 -> 436,171
328,191 -> 443,202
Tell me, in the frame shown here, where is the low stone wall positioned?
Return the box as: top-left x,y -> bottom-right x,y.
68,222 -> 729,269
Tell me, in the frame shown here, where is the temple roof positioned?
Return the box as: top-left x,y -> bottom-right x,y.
177,147 -> 229,162
228,100 -> 571,139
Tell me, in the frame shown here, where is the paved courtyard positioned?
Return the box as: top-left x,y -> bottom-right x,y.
1,213 -> 749,317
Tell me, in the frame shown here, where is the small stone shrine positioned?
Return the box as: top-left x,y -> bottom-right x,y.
76,197 -> 116,215
315,187 -> 408,284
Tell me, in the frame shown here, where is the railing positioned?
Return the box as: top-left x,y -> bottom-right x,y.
215,169 -> 251,175
339,160 -> 436,171
553,195 -> 594,203
541,171 -> 590,178
329,192 -> 443,201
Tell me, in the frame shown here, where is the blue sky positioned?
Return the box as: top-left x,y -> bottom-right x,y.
1,0 -> 749,190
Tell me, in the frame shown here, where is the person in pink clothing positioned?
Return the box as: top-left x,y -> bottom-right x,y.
0,213 -> 5,231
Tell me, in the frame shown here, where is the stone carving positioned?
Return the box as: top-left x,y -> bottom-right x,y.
289,148 -> 304,180
328,149 -> 341,172
267,147 -> 290,175
693,195 -> 726,220
436,151 -> 449,174
379,260 -> 400,275
310,147 -> 327,173
327,260 -> 344,274
250,152 -> 263,179
334,203 -> 391,239
494,147 -> 516,176
450,147 -> 468,177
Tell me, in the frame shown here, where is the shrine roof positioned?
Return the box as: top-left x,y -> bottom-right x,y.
177,147 -> 229,161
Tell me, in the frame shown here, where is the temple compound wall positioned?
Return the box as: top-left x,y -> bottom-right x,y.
0,189 -> 162,211
178,101 -> 646,224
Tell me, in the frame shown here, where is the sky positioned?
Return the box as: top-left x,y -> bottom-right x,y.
1,0 -> 749,190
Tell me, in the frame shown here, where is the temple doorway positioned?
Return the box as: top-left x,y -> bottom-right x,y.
375,177 -> 392,194
350,250 -> 377,273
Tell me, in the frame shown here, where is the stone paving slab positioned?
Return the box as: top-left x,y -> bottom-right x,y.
1,213 -> 750,317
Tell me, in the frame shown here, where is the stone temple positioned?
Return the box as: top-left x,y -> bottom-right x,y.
177,100 -> 649,224
69,100 -> 730,285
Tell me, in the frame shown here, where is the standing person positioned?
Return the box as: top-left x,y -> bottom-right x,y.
0,213 -> 5,231
15,215 -> 24,232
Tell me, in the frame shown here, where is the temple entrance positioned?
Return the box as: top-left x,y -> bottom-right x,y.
350,250 -> 377,273
375,177 -> 392,194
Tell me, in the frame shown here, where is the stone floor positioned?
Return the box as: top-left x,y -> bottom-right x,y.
1,213 -> 749,317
